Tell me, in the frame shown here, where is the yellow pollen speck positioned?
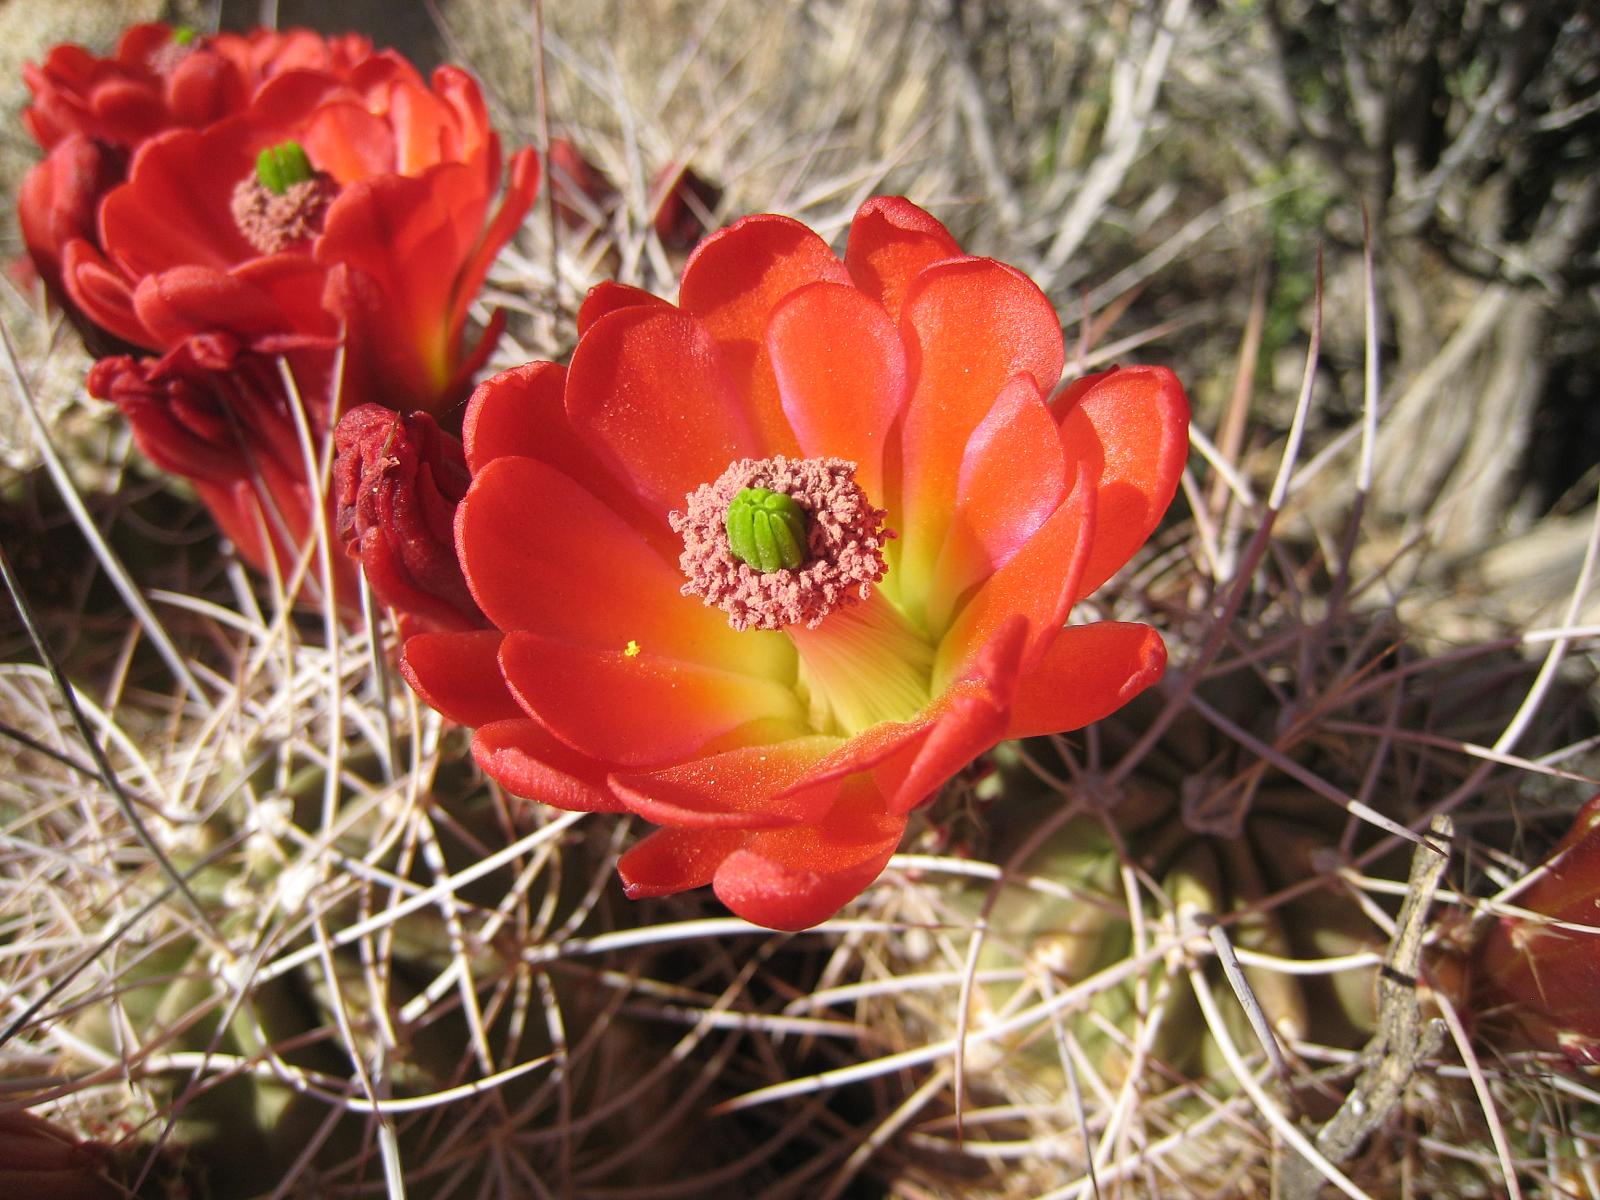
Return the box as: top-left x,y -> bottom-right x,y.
624,639 -> 641,657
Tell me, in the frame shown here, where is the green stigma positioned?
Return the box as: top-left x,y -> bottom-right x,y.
172,25 -> 197,45
725,486 -> 808,573
255,141 -> 314,195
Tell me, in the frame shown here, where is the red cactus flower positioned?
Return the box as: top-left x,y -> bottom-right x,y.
19,24 -> 376,300
398,196 -> 1188,930
58,52 -> 538,417
88,337 -> 356,604
1471,793 -> 1600,1066
333,404 -> 484,634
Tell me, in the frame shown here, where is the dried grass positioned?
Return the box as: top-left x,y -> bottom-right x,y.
1,2 -> 1596,1197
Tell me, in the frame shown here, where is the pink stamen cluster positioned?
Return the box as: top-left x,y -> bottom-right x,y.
230,172 -> 337,254
672,455 -> 892,631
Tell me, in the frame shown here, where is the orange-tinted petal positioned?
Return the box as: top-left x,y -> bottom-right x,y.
576,280 -> 669,337
610,736 -> 846,829
896,257 -> 1066,591
1006,621 -> 1167,738
882,614 -> 1026,813
472,718 -> 624,812
447,146 -> 539,350
462,360 -> 565,471
564,306 -> 761,515
457,455 -> 788,678
400,630 -> 521,727
679,213 -> 852,455
461,361 -> 671,554
926,374 -> 1066,632
766,281 -> 908,503
619,826 -> 747,899
500,631 -> 805,768
844,196 -> 963,323
933,464 -> 1095,691
711,778 -> 907,930
1057,365 -> 1189,598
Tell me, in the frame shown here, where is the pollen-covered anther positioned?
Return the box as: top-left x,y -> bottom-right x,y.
230,141 -> 338,254
672,455 -> 893,632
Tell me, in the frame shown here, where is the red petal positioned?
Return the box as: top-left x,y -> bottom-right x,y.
471,718 -> 624,812
457,455 -> 790,678
447,147 -> 539,352
896,257 -> 1066,591
1007,622 -> 1167,738
711,778 -> 907,930
564,306 -> 762,516
618,826 -> 746,899
100,127 -> 256,277
462,360 -> 567,472
880,614 -> 1027,813
499,631 -> 805,768
678,213 -> 852,455
1057,365 -> 1190,598
844,196 -> 963,323
461,360 -> 667,551
399,630 -> 521,727
60,240 -> 148,347
933,463 -> 1096,691
766,281 -> 908,503
926,374 -> 1066,632
133,258 -> 330,346
576,281 -> 669,337
610,736 -> 845,829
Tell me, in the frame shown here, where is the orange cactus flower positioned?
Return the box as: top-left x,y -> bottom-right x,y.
398,196 -> 1188,930
19,23 -> 377,302
57,51 -> 538,417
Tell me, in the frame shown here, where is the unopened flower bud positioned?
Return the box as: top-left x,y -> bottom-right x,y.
333,404 -> 484,634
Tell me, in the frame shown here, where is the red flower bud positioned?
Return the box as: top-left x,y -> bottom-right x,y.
333,404 -> 484,634
1471,793 -> 1600,1066
548,137 -> 617,229
650,163 -> 722,251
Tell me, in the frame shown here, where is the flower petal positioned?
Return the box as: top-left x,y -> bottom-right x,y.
619,827 -> 747,899
844,196 -> 963,323
1006,622 -> 1168,738
471,718 -> 624,812
610,736 -> 846,829
896,257 -> 1066,592
462,360 -> 564,471
933,462 -> 1096,692
564,306 -> 762,516
711,778 -> 907,930
400,630 -> 521,727
462,360 -> 670,553
679,213 -> 852,455
881,614 -> 1027,814
925,373 -> 1066,632
457,455 -> 789,678
1057,365 -> 1189,598
576,280 -> 669,337
500,631 -> 806,768
766,281 -> 908,503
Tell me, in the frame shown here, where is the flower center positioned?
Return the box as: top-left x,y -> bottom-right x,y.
672,455 -> 892,632
230,140 -> 338,254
